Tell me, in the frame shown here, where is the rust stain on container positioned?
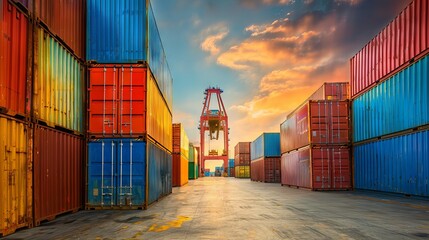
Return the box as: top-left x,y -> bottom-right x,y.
0,0 -> 28,117
33,124 -> 84,226
0,115 -> 32,237
35,0 -> 85,60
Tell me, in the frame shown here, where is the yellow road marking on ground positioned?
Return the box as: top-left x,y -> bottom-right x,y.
148,216 -> 192,232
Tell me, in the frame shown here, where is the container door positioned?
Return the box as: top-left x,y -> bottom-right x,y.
117,139 -> 145,207
87,140 -> 117,207
331,147 -> 351,190
311,148 -> 332,189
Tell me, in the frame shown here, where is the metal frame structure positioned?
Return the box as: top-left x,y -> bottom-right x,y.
199,87 -> 229,175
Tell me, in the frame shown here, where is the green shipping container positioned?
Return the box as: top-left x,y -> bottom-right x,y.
188,162 -> 198,180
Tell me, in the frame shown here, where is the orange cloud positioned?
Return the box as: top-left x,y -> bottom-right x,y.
201,31 -> 228,56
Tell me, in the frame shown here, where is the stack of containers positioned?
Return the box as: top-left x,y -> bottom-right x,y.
195,146 -> 201,177
204,169 -> 210,177
234,142 -> 251,178
280,82 -> 351,190
1,1 -> 32,236
250,133 -> 281,183
188,143 -> 199,180
228,159 -> 235,177
172,123 -> 189,186
351,0 -> 429,197
86,0 -> 173,209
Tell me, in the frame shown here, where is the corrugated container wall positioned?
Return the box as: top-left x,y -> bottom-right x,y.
281,146 -> 351,190
250,157 -> 281,183
0,0 -> 28,117
234,142 -> 250,154
86,0 -> 173,110
172,153 -> 188,187
87,139 -> 146,209
354,130 -> 429,197
307,82 -> 349,101
251,133 -> 280,160
172,123 -> 189,157
234,153 -> 250,166
352,55 -> 429,143
34,27 -> 84,133
350,0 -> 429,98
235,166 -> 250,178
147,71 -> 172,151
35,0 -> 85,60
87,66 -> 147,137
188,163 -> 198,180
280,101 -> 350,154
148,141 -> 172,205
0,116 -> 32,237
33,125 -> 84,226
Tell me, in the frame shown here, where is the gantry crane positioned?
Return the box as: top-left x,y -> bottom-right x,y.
198,87 -> 229,176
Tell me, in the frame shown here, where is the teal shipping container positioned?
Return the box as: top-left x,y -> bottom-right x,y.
251,133 -> 281,160
86,0 -> 172,110
352,55 -> 429,143
354,130 -> 429,197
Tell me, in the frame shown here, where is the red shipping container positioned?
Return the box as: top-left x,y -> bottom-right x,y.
234,142 -> 251,155
307,82 -> 349,101
281,145 -> 351,190
88,66 -> 146,137
0,0 -> 27,116
234,153 -> 250,167
33,125 -> 84,226
250,157 -> 281,183
280,100 -> 350,154
351,0 -> 429,98
35,0 -> 85,60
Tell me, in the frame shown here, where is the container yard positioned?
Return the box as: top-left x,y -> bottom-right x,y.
1,0 -> 428,239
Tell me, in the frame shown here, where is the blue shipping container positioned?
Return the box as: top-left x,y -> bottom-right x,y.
251,133 -> 281,160
87,0 -> 173,109
354,130 -> 429,197
87,139 -> 146,208
228,159 -> 234,168
148,141 -> 172,205
353,55 -> 429,143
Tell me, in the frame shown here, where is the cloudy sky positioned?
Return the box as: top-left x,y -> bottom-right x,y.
150,0 -> 410,167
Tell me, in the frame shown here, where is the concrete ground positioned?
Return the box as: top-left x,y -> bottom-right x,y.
3,177 -> 429,240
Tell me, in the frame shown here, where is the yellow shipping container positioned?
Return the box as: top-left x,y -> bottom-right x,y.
0,116 -> 32,236
147,70 -> 172,152
235,166 -> 250,178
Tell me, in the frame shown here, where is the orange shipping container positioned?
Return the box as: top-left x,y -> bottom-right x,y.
172,153 -> 188,187
0,0 -> 28,117
0,116 -> 32,237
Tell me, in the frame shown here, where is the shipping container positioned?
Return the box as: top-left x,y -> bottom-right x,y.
307,82 -> 349,101
87,139 -> 146,209
234,142 -> 250,154
350,0 -> 429,98
352,55 -> 429,143
33,125 -> 84,226
281,145 -> 351,190
251,133 -> 280,160
147,141 -> 172,205
172,123 -> 189,157
87,66 -> 147,137
354,130 -> 429,197
188,162 -> 198,180
0,0 -> 28,117
172,153 -> 188,187
35,0 -> 85,60
33,27 -> 85,133
228,159 -> 234,168
235,166 -> 250,178
280,101 -> 350,154
0,116 -> 32,237
228,167 -> 235,177
234,153 -> 250,166
86,1 -> 173,110
251,157 -> 281,183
